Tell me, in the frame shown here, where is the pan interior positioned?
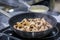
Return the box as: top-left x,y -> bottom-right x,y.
9,12 -> 57,28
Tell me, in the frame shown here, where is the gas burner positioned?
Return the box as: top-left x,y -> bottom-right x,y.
0,26 -> 59,40
0,23 -> 60,40
42,27 -> 59,39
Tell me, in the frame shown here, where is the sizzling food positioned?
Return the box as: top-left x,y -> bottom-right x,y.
13,18 -> 52,32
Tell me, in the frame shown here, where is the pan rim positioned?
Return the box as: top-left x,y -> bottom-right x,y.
9,12 -> 57,33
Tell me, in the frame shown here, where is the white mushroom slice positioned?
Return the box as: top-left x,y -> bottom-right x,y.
14,25 -> 17,29
44,26 -> 48,31
16,22 -> 23,27
41,18 -> 46,23
30,22 -> 35,25
40,26 -> 45,31
47,24 -> 52,29
25,26 -> 30,32
32,27 -> 38,32
19,28 -> 25,31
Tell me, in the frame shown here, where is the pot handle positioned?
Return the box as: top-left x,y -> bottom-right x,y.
0,9 -> 11,18
18,0 -> 30,8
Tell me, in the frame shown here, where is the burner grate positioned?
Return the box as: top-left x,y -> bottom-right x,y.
0,23 -> 60,40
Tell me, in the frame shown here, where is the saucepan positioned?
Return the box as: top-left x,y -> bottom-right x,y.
19,0 -> 49,13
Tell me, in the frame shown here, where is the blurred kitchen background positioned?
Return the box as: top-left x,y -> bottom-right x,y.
0,0 -> 60,30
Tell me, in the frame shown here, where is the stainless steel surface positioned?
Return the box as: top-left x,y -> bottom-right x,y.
0,0 -> 19,7
0,13 -> 9,30
19,0 -> 30,8
50,0 -> 55,11
47,11 -> 60,23
0,9 -> 11,18
0,0 -> 43,7
0,10 -> 26,30
53,1 -> 60,12
0,33 -> 3,37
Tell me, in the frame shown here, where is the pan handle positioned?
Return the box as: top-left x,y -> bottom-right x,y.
18,0 -> 30,8
0,9 -> 11,18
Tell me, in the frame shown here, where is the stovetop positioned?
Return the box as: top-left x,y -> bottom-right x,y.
0,0 -> 60,40
0,23 -> 60,40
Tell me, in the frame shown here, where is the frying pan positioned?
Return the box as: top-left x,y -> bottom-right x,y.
0,10 -> 57,38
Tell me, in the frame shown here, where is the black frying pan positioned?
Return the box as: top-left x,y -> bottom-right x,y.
0,10 -> 57,38
9,12 -> 57,38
